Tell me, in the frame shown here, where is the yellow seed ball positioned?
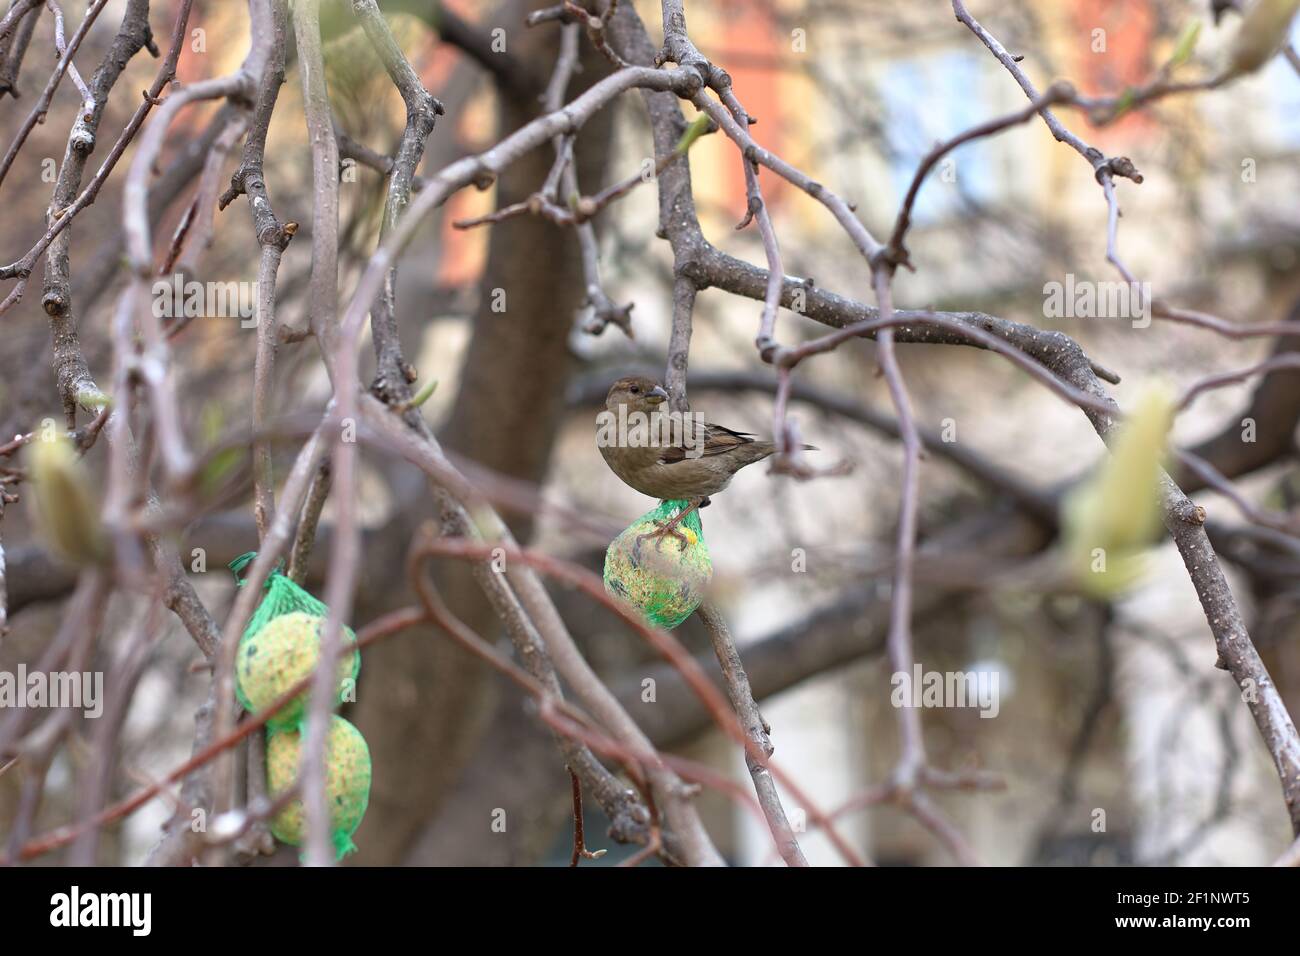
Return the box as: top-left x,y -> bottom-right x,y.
266,716 -> 372,856
236,612 -> 359,730
603,507 -> 712,630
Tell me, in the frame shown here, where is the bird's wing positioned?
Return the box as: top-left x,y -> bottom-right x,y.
658,420 -> 757,464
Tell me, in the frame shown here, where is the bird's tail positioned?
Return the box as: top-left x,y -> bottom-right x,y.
753,441 -> 817,458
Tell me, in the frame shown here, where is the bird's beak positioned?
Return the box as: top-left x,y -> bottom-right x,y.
647,385 -> 668,405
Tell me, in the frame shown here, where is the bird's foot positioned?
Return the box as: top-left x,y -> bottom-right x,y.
636,520 -> 691,553
635,499 -> 702,552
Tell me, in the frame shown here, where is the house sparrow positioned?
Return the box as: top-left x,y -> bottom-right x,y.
597,375 -> 798,543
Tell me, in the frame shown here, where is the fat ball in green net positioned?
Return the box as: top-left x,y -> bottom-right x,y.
603,499 -> 712,630
229,553 -> 361,731
266,715 -> 372,860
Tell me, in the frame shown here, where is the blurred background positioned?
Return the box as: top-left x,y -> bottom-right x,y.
2,0 -> 1299,865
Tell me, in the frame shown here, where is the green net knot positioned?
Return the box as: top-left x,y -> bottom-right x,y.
229,550 -> 285,588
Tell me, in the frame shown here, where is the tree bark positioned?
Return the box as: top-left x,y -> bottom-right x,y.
350,2 -> 616,865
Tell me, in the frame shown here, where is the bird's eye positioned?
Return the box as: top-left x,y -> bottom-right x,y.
630,385 -> 640,394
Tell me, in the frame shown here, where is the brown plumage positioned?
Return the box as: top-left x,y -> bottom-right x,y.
597,375 -> 784,501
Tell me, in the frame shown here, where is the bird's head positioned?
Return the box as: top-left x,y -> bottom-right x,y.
606,376 -> 668,415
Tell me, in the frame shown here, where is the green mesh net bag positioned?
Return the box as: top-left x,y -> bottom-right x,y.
266,715 -> 372,860
603,499 -> 713,630
229,552 -> 361,732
